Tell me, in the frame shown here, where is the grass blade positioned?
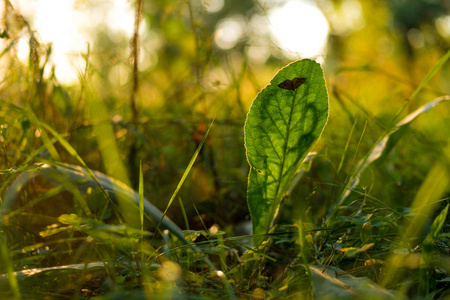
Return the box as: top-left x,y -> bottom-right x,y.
328,95 -> 450,226
392,49 -> 450,123
151,118 -> 215,245
0,234 -> 21,299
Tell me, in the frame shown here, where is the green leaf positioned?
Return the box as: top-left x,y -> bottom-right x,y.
58,213 -> 82,225
245,59 -> 329,246
423,204 -> 448,247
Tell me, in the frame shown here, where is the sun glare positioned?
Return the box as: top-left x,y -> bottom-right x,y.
8,0 -> 135,84
11,0 -> 87,83
268,0 -> 329,59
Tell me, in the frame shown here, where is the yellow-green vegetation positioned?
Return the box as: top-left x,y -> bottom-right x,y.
0,1 -> 449,299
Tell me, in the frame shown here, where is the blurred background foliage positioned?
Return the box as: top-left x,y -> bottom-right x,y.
0,0 -> 449,237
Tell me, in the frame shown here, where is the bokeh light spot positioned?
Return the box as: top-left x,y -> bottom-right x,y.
214,16 -> 246,50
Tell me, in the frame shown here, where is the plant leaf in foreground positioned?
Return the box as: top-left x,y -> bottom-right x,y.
244,59 -> 329,246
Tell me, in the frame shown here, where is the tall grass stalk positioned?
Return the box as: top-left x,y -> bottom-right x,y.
150,118 -> 215,246
139,160 -> 145,265
0,234 -> 21,299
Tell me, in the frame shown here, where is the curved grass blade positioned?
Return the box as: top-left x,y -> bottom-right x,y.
1,163 -> 185,242
245,59 -> 329,246
2,162 -> 235,297
392,49 -> 450,123
327,95 -> 450,226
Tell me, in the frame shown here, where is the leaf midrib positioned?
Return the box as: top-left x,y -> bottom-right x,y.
265,88 -> 299,233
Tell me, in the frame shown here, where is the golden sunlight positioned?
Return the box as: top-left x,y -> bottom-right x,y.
6,0 -> 329,83
9,0 -> 135,84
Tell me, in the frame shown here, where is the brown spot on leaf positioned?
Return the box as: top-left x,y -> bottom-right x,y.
278,77 -> 306,90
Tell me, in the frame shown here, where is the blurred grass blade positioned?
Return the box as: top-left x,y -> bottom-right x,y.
85,88 -> 130,186
0,262 -> 139,292
2,163 -> 186,243
382,145 -> 450,287
14,100 -> 133,221
337,118 -> 358,174
328,95 -> 450,226
0,132 -> 58,195
138,160 -> 145,265
298,219 -> 312,282
28,113 -> 107,214
178,197 -> 189,230
393,49 -> 450,123
0,234 -> 21,299
420,204 -> 449,293
151,118 -> 215,244
0,102 -> 61,163
0,164 -> 45,174
245,59 -> 329,246
139,161 -> 144,237
2,162 -> 233,293
423,204 -> 448,246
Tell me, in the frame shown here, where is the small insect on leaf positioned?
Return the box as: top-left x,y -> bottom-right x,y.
278,77 -> 306,90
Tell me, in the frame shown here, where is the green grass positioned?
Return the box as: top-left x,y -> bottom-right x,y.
0,1 -> 450,299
